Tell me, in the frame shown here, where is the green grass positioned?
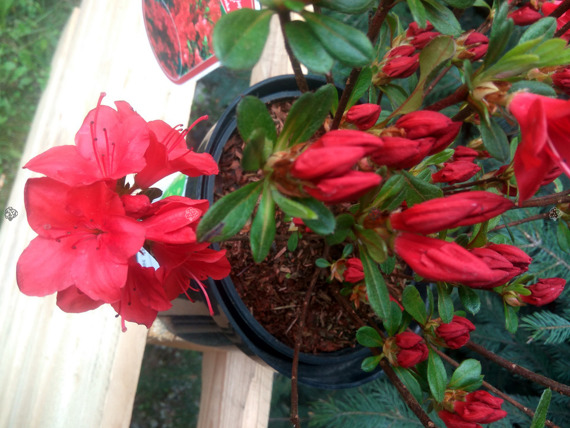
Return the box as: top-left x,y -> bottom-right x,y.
0,0 -> 79,209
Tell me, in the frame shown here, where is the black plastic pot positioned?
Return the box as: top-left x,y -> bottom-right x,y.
161,75 -> 382,389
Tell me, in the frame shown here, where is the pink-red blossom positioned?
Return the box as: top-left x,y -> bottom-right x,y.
435,315 -> 476,349
521,278 -> 566,306
432,160 -> 481,184
346,104 -> 381,130
395,111 -> 462,155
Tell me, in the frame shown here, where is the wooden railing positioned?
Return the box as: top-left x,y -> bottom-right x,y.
0,1 -> 292,426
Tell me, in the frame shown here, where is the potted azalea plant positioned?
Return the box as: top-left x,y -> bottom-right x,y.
16,0 -> 570,426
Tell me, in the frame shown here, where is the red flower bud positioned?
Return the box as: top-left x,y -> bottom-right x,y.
394,233 -> 508,286
468,247 -> 517,288
392,332 -> 429,368
485,243 -> 532,273
406,21 -> 440,49
303,170 -> 382,204
509,5 -> 543,26
370,136 -> 433,169
310,129 -> 384,154
452,146 -> 479,162
346,104 -> 382,130
343,258 -> 365,283
520,278 -> 566,306
395,111 -> 462,155
552,66 -> 570,96
432,160 -> 481,184
435,315 -> 476,349
291,146 -> 367,180
438,410 -> 479,428
454,390 -> 508,424
382,54 -> 420,79
389,191 -> 514,235
458,31 -> 489,61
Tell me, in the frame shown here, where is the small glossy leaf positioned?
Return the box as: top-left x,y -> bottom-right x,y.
421,148 -> 454,166
277,84 -> 336,149
479,118 -> 510,163
237,95 -> 277,143
242,129 -> 271,171
375,174 -> 407,211
458,286 -> 481,315
427,349 -> 447,403
318,0 -> 376,13
303,12 -> 374,67
283,0 -> 306,11
285,21 -> 334,74
504,302 -> 519,333
197,181 -> 263,242
386,300 -> 403,336
448,359 -> 483,391
301,198 -> 336,235
530,389 -> 552,428
394,367 -> 423,403
510,80 -> 557,97
402,285 -> 428,325
437,282 -> 454,324
484,1 -> 513,67
271,189 -> 318,220
407,0 -> 427,29
287,231 -> 299,251
401,170 -> 443,206
356,326 -> 383,347
361,355 -> 381,372
360,245 -> 391,321
380,256 -> 396,275
315,258 -> 330,268
441,0 -> 476,8
380,84 -> 409,110
326,213 -> 355,246
356,228 -> 388,264
347,67 -> 374,109
250,183 -> 276,262
213,9 -> 273,69
557,220 -> 570,253
422,0 -> 462,36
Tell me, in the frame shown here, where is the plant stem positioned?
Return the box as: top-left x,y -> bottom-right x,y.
490,212 -> 552,232
424,84 -> 469,111
518,189 -> 570,208
331,0 -> 395,129
555,19 -> 570,38
278,11 -> 309,93
433,348 -> 561,428
378,359 -> 438,428
441,176 -> 502,193
466,341 -> 570,397
551,0 -> 570,18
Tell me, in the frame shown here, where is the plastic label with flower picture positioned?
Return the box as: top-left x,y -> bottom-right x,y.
142,0 -> 259,84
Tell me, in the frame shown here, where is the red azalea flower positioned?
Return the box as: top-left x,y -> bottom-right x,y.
395,110 -> 462,155
521,278 -> 566,306
406,21 -> 440,49
389,191 -> 514,235
382,51 -> 420,79
432,160 -> 481,184
303,170 -> 382,204
508,92 -> 570,202
457,31 -> 489,61
343,258 -> 365,283
394,232 -> 508,287
435,315 -> 476,349
454,390 -> 508,424
25,94 -> 150,186
370,136 -> 433,169
310,129 -> 384,153
552,66 -> 570,95
17,178 -> 145,303
485,243 -> 532,273
438,410 -> 480,428
452,146 -> 480,162
291,145 -> 368,180
135,116 -> 218,189
509,4 -> 543,25
346,104 -> 382,130
388,332 -> 429,368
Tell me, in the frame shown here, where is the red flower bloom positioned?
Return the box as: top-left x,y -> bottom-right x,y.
382,47 -> 420,79
303,170 -> 382,204
406,21 -> 440,49
389,191 -> 514,235
521,278 -> 566,306
395,111 -> 462,155
343,258 -> 365,283
394,233 -> 508,286
392,332 -> 429,368
370,136 -> 433,169
346,104 -> 381,130
432,160 -> 481,184
25,94 -> 150,186
509,92 -> 570,202
135,117 -> 218,189
454,390 -> 508,424
435,315 -> 476,349
552,66 -> 570,96
17,178 -> 145,303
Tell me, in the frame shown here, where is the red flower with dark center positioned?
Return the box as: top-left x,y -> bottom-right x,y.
17,178 -> 146,303
25,94 -> 150,186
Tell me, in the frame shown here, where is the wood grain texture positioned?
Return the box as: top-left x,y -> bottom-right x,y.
0,0 -> 196,426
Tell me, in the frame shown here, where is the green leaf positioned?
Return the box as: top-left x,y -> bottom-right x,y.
483,1 -> 514,67
360,245 -> 392,321
510,80 -> 557,97
380,84 -> 409,110
347,67 -> 373,109
276,84 -> 336,149
479,118 -> 510,163
448,359 -> 483,391
420,148 -> 454,167
315,258 -> 330,268
374,174 -> 407,211
427,349 -> 447,403
422,0 -> 462,36
380,256 -> 396,275
437,282 -> 454,324
303,12 -> 374,67
318,0 -> 376,13
242,129 -> 271,171
213,9 -> 273,69
407,0 -> 427,28
401,170 -> 443,206
386,300 -> 403,336
283,0 -> 306,11
356,326 -> 383,347
458,286 -> 481,315
356,227 -> 388,264
271,189 -> 318,220
530,389 -> 552,428
557,220 -> 570,253
520,17 -> 556,44
301,198 -> 336,235
534,38 -> 570,68
285,21 -> 334,74
326,213 -> 355,246
197,181 -> 263,242
441,0 -> 476,8
504,302 -> 519,333
393,367 -> 424,403
287,231 -> 299,251
250,183 -> 276,262
402,285 -> 428,325
237,95 -> 277,143
361,355 -> 381,372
